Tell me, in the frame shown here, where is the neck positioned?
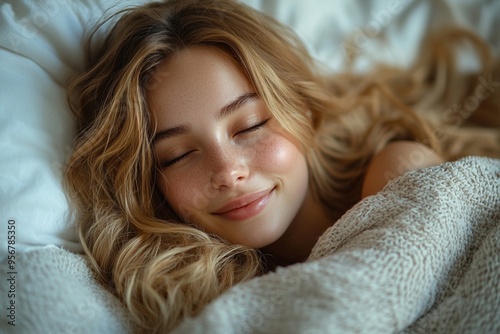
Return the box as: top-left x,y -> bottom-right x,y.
261,190 -> 333,266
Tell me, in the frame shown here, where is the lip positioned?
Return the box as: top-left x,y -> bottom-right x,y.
212,187 -> 274,221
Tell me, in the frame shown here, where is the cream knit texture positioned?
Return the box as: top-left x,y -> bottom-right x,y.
2,156 -> 498,334
174,156 -> 500,333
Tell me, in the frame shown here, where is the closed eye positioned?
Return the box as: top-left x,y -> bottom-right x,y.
237,118 -> 270,136
161,118 -> 270,168
161,150 -> 195,168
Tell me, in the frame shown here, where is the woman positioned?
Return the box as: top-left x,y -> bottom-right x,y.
65,0 -> 497,332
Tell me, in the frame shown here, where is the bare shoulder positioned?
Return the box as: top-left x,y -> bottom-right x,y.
361,141 -> 445,198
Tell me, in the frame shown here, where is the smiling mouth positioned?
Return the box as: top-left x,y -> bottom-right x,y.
212,187 -> 274,221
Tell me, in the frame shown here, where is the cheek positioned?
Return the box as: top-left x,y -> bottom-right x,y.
156,170 -> 215,219
255,132 -> 310,227
255,133 -> 305,173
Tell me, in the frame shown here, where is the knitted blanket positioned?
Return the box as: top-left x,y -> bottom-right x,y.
173,156 -> 500,334
3,156 -> 499,334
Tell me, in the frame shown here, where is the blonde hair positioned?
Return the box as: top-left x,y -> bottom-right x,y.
65,0 -> 499,332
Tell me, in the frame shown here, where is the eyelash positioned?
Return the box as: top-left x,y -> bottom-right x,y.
161,118 -> 270,168
236,118 -> 270,135
161,150 -> 194,168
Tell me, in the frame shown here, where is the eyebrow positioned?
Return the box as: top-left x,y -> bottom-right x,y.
152,124 -> 191,143
153,92 -> 258,144
217,92 -> 257,120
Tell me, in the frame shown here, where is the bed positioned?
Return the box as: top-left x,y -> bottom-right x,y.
0,0 -> 499,333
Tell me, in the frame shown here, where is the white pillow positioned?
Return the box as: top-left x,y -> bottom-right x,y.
1,0 -> 498,258
0,0 -> 147,256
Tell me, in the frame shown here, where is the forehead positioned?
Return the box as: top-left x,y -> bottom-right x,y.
147,46 -> 254,127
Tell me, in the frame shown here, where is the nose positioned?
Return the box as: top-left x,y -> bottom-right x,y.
210,146 -> 250,190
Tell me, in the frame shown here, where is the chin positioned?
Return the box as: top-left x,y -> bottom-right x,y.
233,217 -> 292,250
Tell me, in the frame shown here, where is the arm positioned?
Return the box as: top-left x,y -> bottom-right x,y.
361,141 -> 445,198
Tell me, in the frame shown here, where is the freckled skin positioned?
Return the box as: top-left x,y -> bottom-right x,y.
148,46 -> 311,249
147,47 -> 444,262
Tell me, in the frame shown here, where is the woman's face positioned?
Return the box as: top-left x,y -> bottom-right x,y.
148,46 -> 309,249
